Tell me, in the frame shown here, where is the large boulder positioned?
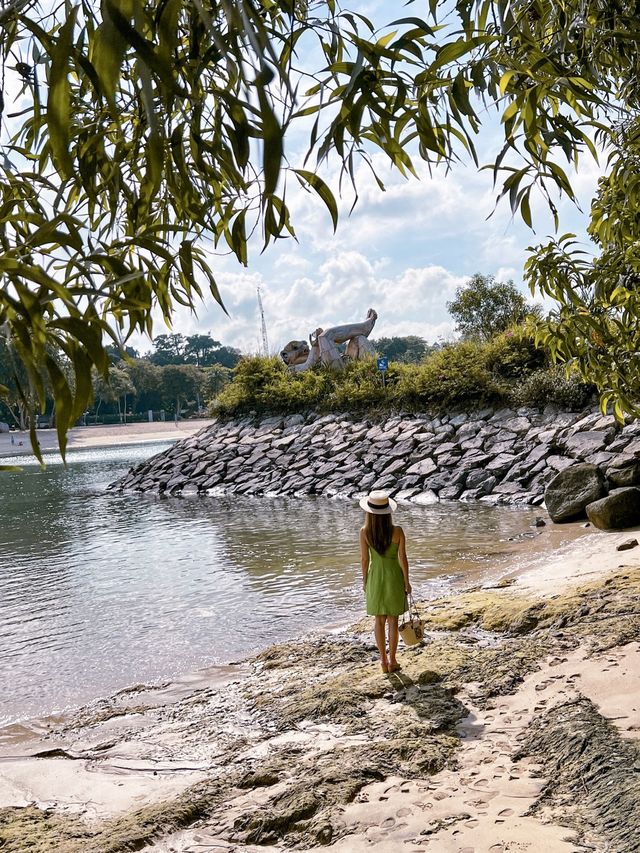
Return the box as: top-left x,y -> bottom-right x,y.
586,488 -> 640,531
544,463 -> 607,522
606,455 -> 640,488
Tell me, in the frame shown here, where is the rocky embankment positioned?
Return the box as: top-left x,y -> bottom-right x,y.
111,407 -> 640,507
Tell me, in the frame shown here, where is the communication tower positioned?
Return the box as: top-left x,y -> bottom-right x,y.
256,284 -> 269,356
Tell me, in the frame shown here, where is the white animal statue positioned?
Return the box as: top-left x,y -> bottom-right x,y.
281,309 -> 378,372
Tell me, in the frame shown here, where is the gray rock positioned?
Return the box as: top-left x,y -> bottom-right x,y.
411,490 -> 439,505
459,435 -> 485,452
485,439 -> 518,456
423,471 -> 466,491
284,413 -> 306,427
433,441 -> 459,456
584,451 -> 614,468
501,416 -> 531,435
606,455 -> 640,487
394,488 -> 421,502
490,408 -> 516,422
564,430 -> 613,458
459,488 -> 485,501
388,439 -> 417,458
616,538 -> 639,551
493,429 -> 518,444
586,487 -> 640,531
547,455 -> 574,472
406,458 -> 437,477
439,484 -> 464,500
486,453 -> 521,476
545,463 -> 607,523
457,420 -> 481,438
465,469 -> 497,491
492,482 -> 522,495
449,413 -> 468,427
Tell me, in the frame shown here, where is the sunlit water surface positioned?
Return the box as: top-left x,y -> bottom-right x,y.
1,442 -> 552,725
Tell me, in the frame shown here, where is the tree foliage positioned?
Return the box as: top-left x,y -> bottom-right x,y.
447,273 -> 533,341
527,118 -> 640,419
372,335 -> 434,364
1,0 -> 640,455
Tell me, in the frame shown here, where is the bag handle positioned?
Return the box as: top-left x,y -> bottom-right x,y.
403,593 -> 419,620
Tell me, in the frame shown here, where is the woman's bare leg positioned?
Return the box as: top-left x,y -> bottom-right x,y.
388,616 -> 400,669
374,616 -> 389,670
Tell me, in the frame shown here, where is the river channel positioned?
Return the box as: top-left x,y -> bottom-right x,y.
1,442 -> 560,727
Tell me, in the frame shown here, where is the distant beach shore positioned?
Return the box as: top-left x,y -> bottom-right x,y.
0,419 -> 215,458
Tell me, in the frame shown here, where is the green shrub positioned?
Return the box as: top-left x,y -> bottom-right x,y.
403,341 -> 503,409
211,335 -> 590,418
484,327 -> 546,380
510,367 -> 596,410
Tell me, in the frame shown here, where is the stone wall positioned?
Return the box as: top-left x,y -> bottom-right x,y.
110,407 -> 640,505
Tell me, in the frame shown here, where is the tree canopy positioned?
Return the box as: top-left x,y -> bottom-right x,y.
2,0 -> 640,457
447,274 -> 533,341
372,336 -> 434,365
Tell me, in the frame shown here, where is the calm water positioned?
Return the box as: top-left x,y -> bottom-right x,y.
0,443 -> 547,726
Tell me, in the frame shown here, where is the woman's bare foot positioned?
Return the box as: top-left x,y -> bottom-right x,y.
388,661 -> 401,672
380,660 -> 389,673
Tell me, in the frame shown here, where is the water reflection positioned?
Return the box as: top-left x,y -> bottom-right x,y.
0,443 -> 547,726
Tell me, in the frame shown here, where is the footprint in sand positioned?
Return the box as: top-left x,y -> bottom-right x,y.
465,819 -> 479,827
498,808 -> 514,816
433,791 -> 449,801
489,845 -> 505,852
397,808 -> 412,817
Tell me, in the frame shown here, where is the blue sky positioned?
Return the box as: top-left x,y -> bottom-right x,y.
157,131 -> 601,355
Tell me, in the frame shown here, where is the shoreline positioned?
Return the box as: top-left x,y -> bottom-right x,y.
1,526 -> 639,851
0,419 -> 216,459
0,515 -> 591,734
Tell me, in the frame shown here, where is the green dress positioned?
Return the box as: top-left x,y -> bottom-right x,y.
365,541 -> 406,616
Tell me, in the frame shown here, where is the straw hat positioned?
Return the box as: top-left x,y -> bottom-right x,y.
359,490 -> 397,515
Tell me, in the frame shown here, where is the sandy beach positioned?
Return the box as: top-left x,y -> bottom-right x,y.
0,525 -> 639,852
0,420 -> 216,458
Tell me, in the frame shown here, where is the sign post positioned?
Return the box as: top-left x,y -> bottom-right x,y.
377,356 -> 389,388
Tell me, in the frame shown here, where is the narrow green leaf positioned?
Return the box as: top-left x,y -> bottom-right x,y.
293,169 -> 338,231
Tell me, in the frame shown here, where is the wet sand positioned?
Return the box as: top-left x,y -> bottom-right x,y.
0,420 -> 215,458
0,527 -> 639,851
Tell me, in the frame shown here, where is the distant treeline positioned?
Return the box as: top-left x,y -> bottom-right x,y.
0,333 -> 240,429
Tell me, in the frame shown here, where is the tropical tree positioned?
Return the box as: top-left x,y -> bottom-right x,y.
2,0 -> 640,455
126,358 -> 163,413
148,334 -> 189,366
447,274 -> 534,341
372,336 -> 433,364
161,364 -> 201,418
92,366 -> 137,423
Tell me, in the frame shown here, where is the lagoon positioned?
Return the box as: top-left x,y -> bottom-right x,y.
0,443 -> 558,726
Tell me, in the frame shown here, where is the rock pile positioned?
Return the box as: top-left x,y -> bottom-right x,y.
545,457 -> 640,529
110,407 -> 640,509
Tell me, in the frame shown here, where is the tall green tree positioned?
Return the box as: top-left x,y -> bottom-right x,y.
2,0 -> 640,452
447,274 -> 533,341
161,364 -> 201,417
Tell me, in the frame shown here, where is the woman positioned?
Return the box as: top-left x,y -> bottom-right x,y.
359,490 -> 412,673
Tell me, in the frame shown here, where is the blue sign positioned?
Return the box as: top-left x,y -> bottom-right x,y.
377,357 -> 389,372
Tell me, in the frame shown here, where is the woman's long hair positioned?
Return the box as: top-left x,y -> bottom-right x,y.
364,512 -> 393,555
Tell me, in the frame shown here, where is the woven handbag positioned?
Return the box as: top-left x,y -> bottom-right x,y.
399,594 -> 424,646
